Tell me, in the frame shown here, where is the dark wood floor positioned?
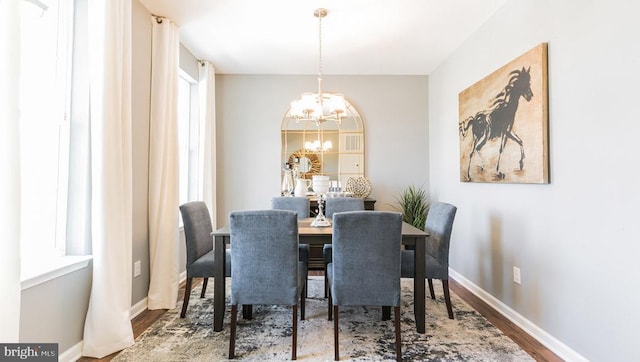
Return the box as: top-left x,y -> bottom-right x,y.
448,278 -> 562,362
78,271 -> 562,362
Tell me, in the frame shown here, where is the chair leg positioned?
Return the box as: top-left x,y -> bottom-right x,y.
200,277 -> 208,298
292,305 -> 298,360
442,279 -> 454,319
428,278 -> 436,299
300,287 -> 306,321
382,306 -> 391,321
333,305 -> 339,361
242,304 -> 253,320
394,306 -> 402,362
180,277 -> 193,318
229,304 -> 238,359
328,288 -> 333,321
324,264 -> 329,298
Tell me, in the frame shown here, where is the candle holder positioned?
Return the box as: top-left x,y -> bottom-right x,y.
311,193 -> 331,227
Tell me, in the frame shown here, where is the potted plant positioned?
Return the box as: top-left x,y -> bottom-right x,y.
396,185 -> 430,230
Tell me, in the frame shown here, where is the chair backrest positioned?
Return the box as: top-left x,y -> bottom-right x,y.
179,201 -> 214,268
229,210 -> 300,306
325,197 -> 364,218
425,202 -> 457,267
331,211 -> 403,307
271,196 -> 310,219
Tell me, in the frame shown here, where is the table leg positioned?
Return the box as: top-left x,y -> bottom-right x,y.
413,236 -> 426,333
213,235 -> 227,332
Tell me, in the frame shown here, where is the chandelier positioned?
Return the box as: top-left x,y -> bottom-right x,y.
290,8 -> 346,124
305,139 -> 333,152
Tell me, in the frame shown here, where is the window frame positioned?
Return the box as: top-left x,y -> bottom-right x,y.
178,69 -> 203,212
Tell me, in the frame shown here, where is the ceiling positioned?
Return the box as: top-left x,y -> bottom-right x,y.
137,0 -> 509,75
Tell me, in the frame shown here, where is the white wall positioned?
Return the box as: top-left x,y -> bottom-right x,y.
429,0 -> 640,360
215,75 -> 428,227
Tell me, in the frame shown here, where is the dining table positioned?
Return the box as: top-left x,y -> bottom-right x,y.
211,217 -> 429,333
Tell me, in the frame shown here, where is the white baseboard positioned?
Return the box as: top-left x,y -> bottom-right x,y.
130,296 -> 148,319
130,271 -> 187,319
59,341 -> 83,362
449,269 -> 587,362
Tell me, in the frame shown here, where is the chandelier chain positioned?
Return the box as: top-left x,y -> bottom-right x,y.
318,12 -> 323,82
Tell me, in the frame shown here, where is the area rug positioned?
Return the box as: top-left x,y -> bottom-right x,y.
113,277 -> 533,361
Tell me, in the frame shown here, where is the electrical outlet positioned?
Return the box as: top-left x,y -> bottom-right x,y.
513,266 -> 521,284
134,260 -> 141,277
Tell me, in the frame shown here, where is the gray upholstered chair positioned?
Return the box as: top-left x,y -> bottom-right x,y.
228,210 -> 307,360
271,197 -> 311,271
324,196 -> 365,217
271,196 -> 310,218
271,196 -> 311,297
322,197 -> 365,297
401,202 -> 457,319
327,211 -> 403,362
179,201 -> 231,318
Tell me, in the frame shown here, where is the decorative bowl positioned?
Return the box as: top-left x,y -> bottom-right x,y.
345,176 -> 372,198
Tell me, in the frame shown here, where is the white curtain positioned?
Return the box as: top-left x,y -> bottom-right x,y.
82,0 -> 134,357
0,0 -> 22,342
147,16 -> 180,310
199,61 -> 217,226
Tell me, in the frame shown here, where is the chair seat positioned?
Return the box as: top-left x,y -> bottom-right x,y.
400,250 -> 448,280
322,244 -> 332,263
188,249 -> 232,278
299,244 -> 310,264
297,261 -> 308,297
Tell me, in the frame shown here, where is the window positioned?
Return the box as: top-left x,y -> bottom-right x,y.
19,0 -> 73,257
178,71 -> 203,211
18,0 -> 93,288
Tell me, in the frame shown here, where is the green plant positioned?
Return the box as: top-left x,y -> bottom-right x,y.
396,185 -> 430,230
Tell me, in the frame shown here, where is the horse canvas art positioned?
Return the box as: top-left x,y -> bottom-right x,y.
458,43 -> 549,183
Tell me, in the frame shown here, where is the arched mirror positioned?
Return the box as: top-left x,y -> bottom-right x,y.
281,97 -> 365,188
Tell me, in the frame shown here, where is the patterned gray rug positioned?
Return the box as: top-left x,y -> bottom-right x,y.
113,277 -> 533,361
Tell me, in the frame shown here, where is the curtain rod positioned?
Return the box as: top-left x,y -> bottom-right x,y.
152,14 -> 165,24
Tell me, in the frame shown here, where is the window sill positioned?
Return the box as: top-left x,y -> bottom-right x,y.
21,255 -> 93,290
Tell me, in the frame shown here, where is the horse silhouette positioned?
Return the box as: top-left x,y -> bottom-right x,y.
459,66 -> 533,181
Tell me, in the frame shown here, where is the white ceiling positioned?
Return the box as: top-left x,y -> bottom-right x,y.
137,0 -> 509,75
